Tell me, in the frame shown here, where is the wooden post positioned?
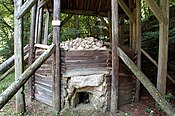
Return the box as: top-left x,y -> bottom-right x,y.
135,0 -> 141,102
37,7 -> 44,44
44,10 -> 50,45
119,15 -> 124,45
111,0 -> 119,113
157,0 -> 169,94
108,11 -> 112,44
52,0 -> 61,112
35,1 -> 40,43
14,0 -> 25,112
28,4 -> 37,101
74,14 -> 79,37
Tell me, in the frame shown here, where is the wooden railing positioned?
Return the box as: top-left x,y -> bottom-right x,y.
0,44 -> 55,109
118,47 -> 175,116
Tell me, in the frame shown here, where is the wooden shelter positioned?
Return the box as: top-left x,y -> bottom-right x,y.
0,0 -> 175,115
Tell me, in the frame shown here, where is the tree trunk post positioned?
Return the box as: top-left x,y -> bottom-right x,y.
135,0 -> 141,102
111,0 -> 119,114
14,0 -> 25,112
52,0 -> 61,112
37,7 -> 44,44
28,3 -> 37,102
44,10 -> 50,45
157,0 -> 169,94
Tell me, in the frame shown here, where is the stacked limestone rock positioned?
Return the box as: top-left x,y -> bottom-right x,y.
60,37 -> 107,50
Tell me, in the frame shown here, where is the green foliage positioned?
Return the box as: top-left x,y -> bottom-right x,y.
144,107 -> 152,113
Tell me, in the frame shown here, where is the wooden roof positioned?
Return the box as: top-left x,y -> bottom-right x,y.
46,0 -> 133,17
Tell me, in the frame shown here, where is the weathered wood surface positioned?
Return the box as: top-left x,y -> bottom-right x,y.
14,0 -> 25,112
111,0 -> 119,113
37,7 -> 44,44
141,49 -> 175,85
53,0 -> 61,112
0,44 -> 55,109
118,0 -> 135,23
157,0 -> 169,94
0,53 -> 29,82
118,47 -> 175,116
44,10 -> 49,45
0,44 -> 29,72
143,0 -> 168,24
28,3 -> 37,101
17,0 -> 38,19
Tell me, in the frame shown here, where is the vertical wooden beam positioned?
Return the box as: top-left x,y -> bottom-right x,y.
111,0 -> 119,113
35,1 -> 40,43
157,0 -> 169,94
135,0 -> 141,102
108,11 -> 112,44
44,10 -> 50,45
119,15 -> 124,45
28,3 -> 37,102
14,0 -> 25,112
74,14 -> 79,37
53,0 -> 61,112
37,7 -> 44,44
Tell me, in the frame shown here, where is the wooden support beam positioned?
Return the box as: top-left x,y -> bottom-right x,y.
17,0 -> 38,19
0,44 -> 55,109
141,49 -> 175,85
53,0 -> 61,112
37,7 -> 44,44
119,15 -> 124,45
143,0 -> 168,24
62,9 -> 108,17
135,0 -> 141,102
34,44 -> 50,49
118,47 -> 175,115
111,0 -> 119,113
14,0 -> 25,112
74,14 -> 79,37
118,0 -> 136,23
99,17 -> 109,29
44,10 -> 50,45
61,14 -> 73,27
28,4 -> 37,102
35,1 -> 40,43
157,0 -> 169,94
38,0 -> 49,9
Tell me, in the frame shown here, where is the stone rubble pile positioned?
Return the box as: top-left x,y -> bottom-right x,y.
60,37 -> 107,50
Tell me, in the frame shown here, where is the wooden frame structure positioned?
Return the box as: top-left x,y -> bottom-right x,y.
0,0 -> 174,115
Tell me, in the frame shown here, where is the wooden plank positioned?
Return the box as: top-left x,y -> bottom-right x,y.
14,0 -> 25,112
118,0 -> 136,23
35,93 -> 52,106
28,4 -> 37,101
143,0 -> 168,24
0,44 -> 55,109
111,0 -> 119,113
17,0 -> 38,19
62,9 -> 108,17
157,0 -> 169,94
118,47 -> 175,115
53,0 -> 61,112
38,0 -> 49,9
141,49 -> 175,85
44,10 -> 50,45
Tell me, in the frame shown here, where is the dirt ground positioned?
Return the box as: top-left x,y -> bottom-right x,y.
1,92 -> 174,116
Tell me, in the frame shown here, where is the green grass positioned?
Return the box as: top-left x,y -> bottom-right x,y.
0,72 -> 15,93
